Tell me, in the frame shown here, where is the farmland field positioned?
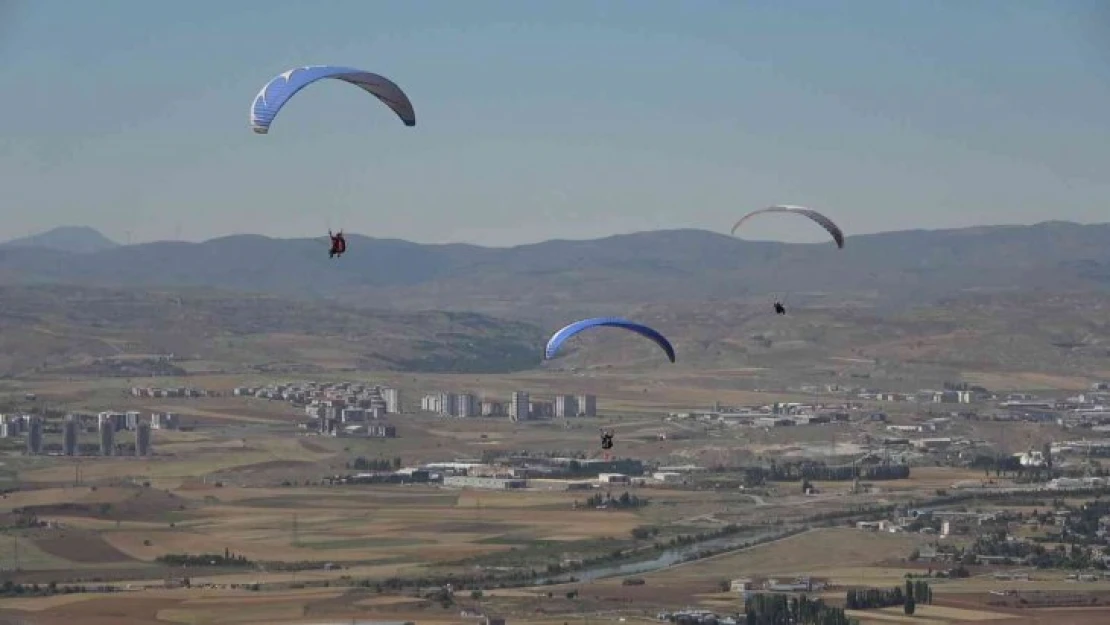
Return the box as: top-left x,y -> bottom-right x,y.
0,369 -> 1106,625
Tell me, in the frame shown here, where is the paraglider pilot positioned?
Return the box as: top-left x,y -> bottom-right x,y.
328,230 -> 347,258
600,428 -> 614,450
773,301 -> 786,315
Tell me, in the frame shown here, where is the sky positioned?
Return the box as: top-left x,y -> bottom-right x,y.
1,0 -> 1108,247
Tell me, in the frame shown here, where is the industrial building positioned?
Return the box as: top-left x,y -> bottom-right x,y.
443,476 -> 528,490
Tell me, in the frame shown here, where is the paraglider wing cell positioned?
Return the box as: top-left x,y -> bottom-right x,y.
729,205 -> 844,249
250,65 -> 416,134
544,317 -> 676,363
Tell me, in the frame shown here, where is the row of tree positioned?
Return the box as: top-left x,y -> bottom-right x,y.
744,462 -> 910,483
744,593 -> 857,625
156,549 -> 253,568
577,491 -> 648,509
845,581 -> 932,615
348,456 -> 402,471
0,580 -> 117,597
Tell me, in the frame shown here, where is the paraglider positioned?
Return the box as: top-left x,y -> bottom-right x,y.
544,317 -> 676,363
250,65 -> 416,134
730,205 -> 844,315
328,230 -> 346,258
730,205 -> 845,249
600,428 -> 614,450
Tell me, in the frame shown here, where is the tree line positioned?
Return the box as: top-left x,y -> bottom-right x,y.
156,549 -> 253,567
348,456 -> 402,471
577,491 -> 648,509
845,581 -> 932,615
744,593 -> 857,625
743,461 -> 910,484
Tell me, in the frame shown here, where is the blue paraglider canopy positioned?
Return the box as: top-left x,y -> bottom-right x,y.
250,65 -> 416,134
544,317 -> 676,363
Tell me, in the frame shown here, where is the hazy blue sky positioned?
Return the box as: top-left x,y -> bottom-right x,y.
1,0 -> 1107,246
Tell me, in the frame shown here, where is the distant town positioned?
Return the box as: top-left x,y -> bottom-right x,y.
419,390 -> 598,419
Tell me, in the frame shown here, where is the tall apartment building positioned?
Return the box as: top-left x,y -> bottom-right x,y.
135,422 -> 152,456
63,416 -> 80,456
441,393 -> 459,417
554,395 -> 578,418
480,400 -> 504,417
99,420 -> 115,456
456,393 -> 478,418
576,394 -> 597,417
381,387 -> 401,414
25,416 -> 43,455
509,391 -> 530,422
529,400 -> 553,418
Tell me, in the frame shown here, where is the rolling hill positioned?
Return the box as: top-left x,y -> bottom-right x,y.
2,222 -> 1108,382
1,221 -> 1108,326
1,226 -> 119,254
0,285 -> 544,378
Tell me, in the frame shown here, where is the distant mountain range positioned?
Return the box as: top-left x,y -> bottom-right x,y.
2,222 -> 1108,324
2,223 -> 1109,379
1,226 -> 119,254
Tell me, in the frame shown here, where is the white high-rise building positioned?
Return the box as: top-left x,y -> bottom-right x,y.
442,393 -> 459,417
382,387 -> 401,414
420,394 -> 443,413
456,393 -> 478,418
510,391 -> 530,422
576,394 -> 597,417
554,395 -> 578,418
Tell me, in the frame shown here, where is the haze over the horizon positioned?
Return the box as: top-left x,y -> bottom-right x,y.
2,1 -> 1107,247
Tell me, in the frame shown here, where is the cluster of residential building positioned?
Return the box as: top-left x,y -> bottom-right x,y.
234,380 -> 401,414
856,507 -> 1009,537
727,576 -> 828,594
233,380 -> 402,438
0,411 -> 177,457
129,385 -> 211,398
419,390 -> 597,420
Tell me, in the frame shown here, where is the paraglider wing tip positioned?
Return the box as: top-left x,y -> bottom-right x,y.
251,127 -> 268,135
404,120 -> 416,127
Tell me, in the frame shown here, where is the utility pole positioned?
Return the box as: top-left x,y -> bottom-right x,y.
291,513 -> 299,547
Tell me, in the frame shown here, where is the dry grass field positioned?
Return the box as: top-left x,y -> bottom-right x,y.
1,367 -> 1108,624
1,480 -> 648,575
5,586 -> 1109,625
638,528 -> 932,585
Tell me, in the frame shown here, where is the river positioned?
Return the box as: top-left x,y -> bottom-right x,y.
536,527 -> 793,585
